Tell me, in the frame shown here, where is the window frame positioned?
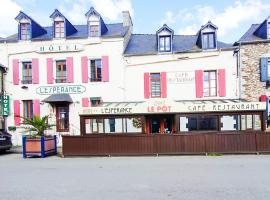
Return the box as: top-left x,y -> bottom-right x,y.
89,59 -> 102,82
203,70 -> 217,97
20,23 -> 31,40
89,24 -> 99,37
22,62 -> 32,84
159,35 -> 171,52
150,73 -> 161,98
202,32 -> 216,49
22,100 -> 33,120
55,60 -> 67,83
56,104 -> 69,132
54,21 -> 65,39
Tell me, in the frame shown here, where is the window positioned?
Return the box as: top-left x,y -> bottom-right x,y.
0,70 -> 4,93
202,32 -> 215,49
159,36 -> 171,52
268,59 -> 270,79
23,100 -> 33,119
150,73 -> 161,98
85,117 -> 142,134
203,71 -> 217,97
89,59 -> 102,82
56,60 -> 67,83
89,25 -> 99,37
90,97 -> 101,107
56,105 -> 69,132
55,21 -> 65,38
22,62 -> 32,84
180,115 -> 218,132
20,23 -> 31,40
268,22 -> 270,39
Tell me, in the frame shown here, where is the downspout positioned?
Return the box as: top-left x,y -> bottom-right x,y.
238,42 -> 242,100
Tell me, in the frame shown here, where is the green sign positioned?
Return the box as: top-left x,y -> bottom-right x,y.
2,95 -> 10,116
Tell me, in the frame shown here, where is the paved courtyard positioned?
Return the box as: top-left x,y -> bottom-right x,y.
1,152 -> 270,200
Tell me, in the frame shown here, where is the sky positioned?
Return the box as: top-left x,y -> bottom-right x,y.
0,0 -> 270,43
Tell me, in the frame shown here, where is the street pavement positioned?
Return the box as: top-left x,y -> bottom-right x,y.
1,152 -> 270,200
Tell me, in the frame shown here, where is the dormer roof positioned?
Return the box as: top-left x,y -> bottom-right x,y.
156,24 -> 174,35
50,9 -> 77,37
199,21 -> 218,31
85,7 -> 108,35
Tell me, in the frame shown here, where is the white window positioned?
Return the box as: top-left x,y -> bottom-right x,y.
203,70 -> 217,97
20,23 -> 31,40
268,58 -> 270,79
202,32 -> 215,49
55,21 -> 65,38
89,21 -> 100,37
268,22 -> 270,39
159,36 -> 171,52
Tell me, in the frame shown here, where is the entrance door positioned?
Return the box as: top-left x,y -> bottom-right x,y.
146,115 -> 174,134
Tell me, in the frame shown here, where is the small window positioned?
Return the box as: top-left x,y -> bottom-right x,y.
89,59 -> 102,82
150,73 -> 161,98
22,62 -> 32,84
56,60 -> 67,83
56,105 -> 69,132
203,70 -> 217,97
23,100 -> 33,119
55,21 -> 65,38
89,25 -> 99,37
90,97 -> 101,107
159,36 -> 171,52
202,32 -> 215,49
180,115 -> 218,132
20,23 -> 31,40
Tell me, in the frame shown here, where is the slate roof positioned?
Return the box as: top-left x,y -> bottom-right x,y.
43,94 -> 73,103
124,34 -> 233,56
0,23 -> 129,43
236,24 -> 266,44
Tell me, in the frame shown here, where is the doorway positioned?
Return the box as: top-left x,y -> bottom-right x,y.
146,115 -> 174,134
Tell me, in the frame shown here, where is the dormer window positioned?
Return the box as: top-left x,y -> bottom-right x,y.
89,23 -> 99,37
268,21 -> 270,39
20,23 -> 31,40
202,32 -> 215,49
54,21 -> 65,38
159,36 -> 171,52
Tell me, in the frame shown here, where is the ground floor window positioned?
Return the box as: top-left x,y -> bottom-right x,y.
85,117 -> 142,134
22,100 -> 33,119
56,105 -> 69,132
180,115 -> 218,131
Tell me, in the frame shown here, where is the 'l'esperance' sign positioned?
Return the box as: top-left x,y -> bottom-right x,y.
36,85 -> 86,95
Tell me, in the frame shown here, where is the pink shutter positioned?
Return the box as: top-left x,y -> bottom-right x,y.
13,59 -> 19,85
144,73 -> 150,99
218,69 -> 226,97
82,98 -> 90,107
81,56 -> 88,83
33,99 -> 40,117
32,58 -> 39,84
13,100 -> 20,125
161,72 -> 167,98
102,56 -> 109,82
67,57 -> 74,83
47,58 -> 54,84
195,70 -> 203,98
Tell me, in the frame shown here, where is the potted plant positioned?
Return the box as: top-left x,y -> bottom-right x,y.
19,115 -> 57,158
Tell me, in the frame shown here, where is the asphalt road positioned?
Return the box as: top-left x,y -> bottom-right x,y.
1,153 -> 270,200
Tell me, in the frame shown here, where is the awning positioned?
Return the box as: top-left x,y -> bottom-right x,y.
43,94 -> 73,103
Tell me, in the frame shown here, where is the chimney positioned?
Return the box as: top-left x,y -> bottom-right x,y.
122,11 -> 133,27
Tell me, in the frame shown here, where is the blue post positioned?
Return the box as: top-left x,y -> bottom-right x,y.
41,136 -> 45,158
54,135 -> 57,155
22,136 -> 26,158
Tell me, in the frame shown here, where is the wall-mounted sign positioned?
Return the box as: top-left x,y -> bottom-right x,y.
36,44 -> 83,53
1,95 -> 10,116
36,85 -> 86,95
82,100 -> 266,115
167,71 -> 194,84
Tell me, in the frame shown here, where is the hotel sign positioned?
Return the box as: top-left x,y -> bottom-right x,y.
36,44 -> 83,53
82,100 -> 266,115
1,94 -> 10,116
36,85 -> 86,95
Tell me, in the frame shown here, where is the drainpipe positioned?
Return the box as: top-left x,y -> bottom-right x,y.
238,42 -> 242,100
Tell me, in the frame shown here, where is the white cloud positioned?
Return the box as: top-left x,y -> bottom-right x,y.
60,0 -> 134,24
160,0 -> 270,36
0,0 -> 22,37
160,11 -> 175,25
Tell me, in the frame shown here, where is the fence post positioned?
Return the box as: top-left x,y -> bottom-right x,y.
22,136 -> 26,158
41,136 -> 45,158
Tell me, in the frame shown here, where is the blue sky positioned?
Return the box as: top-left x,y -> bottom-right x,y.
1,0 -> 270,43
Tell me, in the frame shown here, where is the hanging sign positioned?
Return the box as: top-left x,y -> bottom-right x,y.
1,95 -> 10,116
36,85 -> 86,95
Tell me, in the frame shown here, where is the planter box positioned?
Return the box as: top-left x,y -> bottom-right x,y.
22,136 -> 57,158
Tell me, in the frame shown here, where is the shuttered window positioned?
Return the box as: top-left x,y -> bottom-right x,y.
203,70 -> 217,97
150,73 -> 161,98
89,59 -> 102,82
23,100 -> 33,120
56,60 -> 67,83
22,62 -> 32,84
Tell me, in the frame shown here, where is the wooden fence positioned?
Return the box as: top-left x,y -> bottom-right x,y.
62,132 -> 270,156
